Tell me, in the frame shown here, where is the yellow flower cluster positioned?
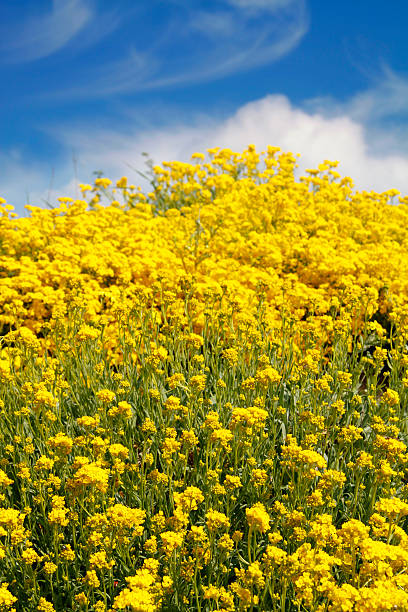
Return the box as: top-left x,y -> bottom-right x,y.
2,146 -> 408,610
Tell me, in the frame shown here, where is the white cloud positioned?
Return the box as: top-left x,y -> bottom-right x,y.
4,69 -> 408,214
0,0 -> 95,63
50,94 -> 408,196
302,64 -> 408,160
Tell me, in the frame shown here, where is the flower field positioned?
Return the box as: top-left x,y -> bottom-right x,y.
3,145 -> 408,611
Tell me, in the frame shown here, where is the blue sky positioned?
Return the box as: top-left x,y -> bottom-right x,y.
2,0 -> 408,213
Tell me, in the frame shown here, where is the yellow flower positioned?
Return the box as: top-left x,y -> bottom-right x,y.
0,508 -> 26,529
37,598 -> 56,612
96,389 -> 116,403
76,325 -> 99,341
222,348 -> 239,366
189,374 -> 206,392
74,593 -> 89,606
35,456 -> 55,471
71,462 -> 109,492
263,544 -> 287,571
89,550 -> 115,571
0,470 -> 13,488
113,566 -> 162,611
231,406 -> 268,431
382,388 -> 400,406
160,531 -> 184,557
77,415 -> 99,428
94,177 -> 112,189
166,373 -> 185,389
48,495 -> 69,527
116,176 -> 128,189
33,383 -> 56,409
210,428 -> 233,450
174,486 -> 204,512
146,344 -> 168,367
184,332 -> 204,349
48,432 -> 73,455
180,429 -> 198,446
109,401 -> 132,419
217,533 -> 234,553
250,468 -> 268,487
144,535 -> 158,554
338,425 -> 363,444
255,365 -> 281,387
22,547 -> 41,564
246,502 -> 270,533
109,443 -> 129,459
224,474 -> 242,491
44,561 -> 57,574
60,545 -> 75,561
338,519 -> 370,546
107,504 -> 146,535
280,435 -> 327,473
375,497 -> 408,520
205,509 -> 230,532
85,569 -> 100,588
161,436 -> 181,461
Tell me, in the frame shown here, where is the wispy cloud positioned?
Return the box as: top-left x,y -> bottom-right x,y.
302,63 -> 408,159
36,0 -> 308,100
305,65 -> 408,124
225,0 -> 299,12
345,65 -> 408,124
61,48 -> 158,98
0,0 -> 96,63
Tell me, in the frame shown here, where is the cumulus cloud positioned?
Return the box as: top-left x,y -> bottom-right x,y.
4,66 -> 408,214
45,85 -> 408,196
0,96 -> 405,215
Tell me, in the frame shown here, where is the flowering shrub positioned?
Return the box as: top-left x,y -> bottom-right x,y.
1,146 -> 408,610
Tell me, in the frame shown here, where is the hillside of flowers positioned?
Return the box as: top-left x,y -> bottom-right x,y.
2,145 -> 408,611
